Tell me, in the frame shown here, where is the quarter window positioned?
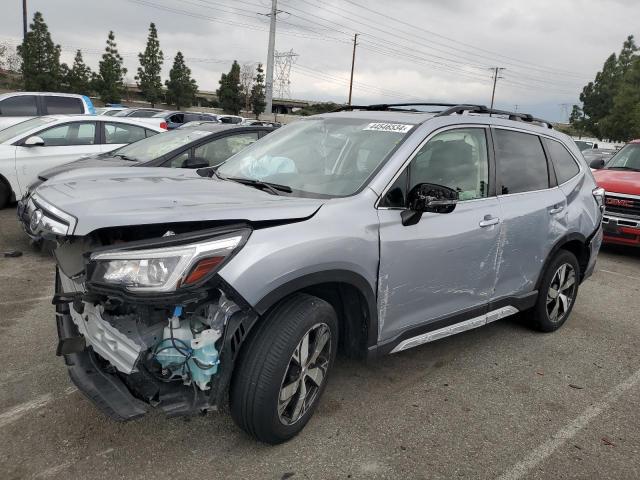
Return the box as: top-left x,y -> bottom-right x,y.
544,138 -> 580,184
408,128 -> 490,201
0,95 -> 38,116
37,122 -> 96,146
44,96 -> 83,114
494,129 -> 549,194
104,122 -> 147,144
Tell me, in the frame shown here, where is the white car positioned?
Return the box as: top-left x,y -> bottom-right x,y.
0,115 -> 166,208
0,92 -> 96,130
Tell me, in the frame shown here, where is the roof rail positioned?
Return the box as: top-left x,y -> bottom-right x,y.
332,102 -> 553,129
333,103 -> 463,112
436,104 -> 554,129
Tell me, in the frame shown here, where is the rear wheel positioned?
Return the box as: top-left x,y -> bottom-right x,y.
230,293 -> 337,444
527,250 -> 580,332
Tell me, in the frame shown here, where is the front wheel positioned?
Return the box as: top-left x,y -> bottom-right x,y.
526,250 -> 580,332
230,293 -> 337,444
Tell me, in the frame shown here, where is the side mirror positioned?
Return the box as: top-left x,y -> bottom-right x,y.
24,136 -> 45,147
401,183 -> 458,226
589,158 -> 605,169
182,156 -> 210,169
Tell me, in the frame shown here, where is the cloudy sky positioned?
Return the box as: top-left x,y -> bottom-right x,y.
2,0 -> 639,121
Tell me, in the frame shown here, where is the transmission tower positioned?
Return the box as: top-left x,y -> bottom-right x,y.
274,49 -> 298,99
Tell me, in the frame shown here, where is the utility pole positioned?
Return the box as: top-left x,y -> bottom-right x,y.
22,0 -> 28,41
264,0 -> 278,117
347,33 -> 359,106
489,67 -> 505,112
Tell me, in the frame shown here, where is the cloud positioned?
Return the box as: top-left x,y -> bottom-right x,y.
2,0 -> 639,121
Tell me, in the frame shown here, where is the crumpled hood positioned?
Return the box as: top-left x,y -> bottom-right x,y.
38,155 -> 133,181
34,167 -> 324,235
593,169 -> 640,196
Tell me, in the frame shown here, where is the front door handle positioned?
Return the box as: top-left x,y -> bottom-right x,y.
549,204 -> 564,215
479,215 -> 500,227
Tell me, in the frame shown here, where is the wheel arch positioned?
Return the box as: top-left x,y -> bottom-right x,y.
253,270 -> 378,359
536,233 -> 590,290
0,173 -> 16,206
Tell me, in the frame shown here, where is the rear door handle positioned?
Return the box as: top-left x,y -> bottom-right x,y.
479,215 -> 500,227
549,204 -> 564,215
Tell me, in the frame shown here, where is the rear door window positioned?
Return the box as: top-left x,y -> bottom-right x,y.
104,122 -> 147,144
44,96 -> 84,114
0,95 -> 38,116
544,138 -> 580,184
493,129 -> 549,194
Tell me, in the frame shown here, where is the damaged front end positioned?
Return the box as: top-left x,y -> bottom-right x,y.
53,225 -> 258,421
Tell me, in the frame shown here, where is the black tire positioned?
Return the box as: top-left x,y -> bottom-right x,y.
526,249 -> 580,332
0,181 -> 10,209
230,293 -> 338,444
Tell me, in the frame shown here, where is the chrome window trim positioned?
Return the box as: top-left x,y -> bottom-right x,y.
375,124 -> 490,209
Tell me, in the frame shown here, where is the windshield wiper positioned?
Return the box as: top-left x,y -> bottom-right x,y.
226,176 -> 292,195
113,153 -> 138,161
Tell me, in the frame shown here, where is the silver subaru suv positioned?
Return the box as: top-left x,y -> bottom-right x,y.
28,103 -> 604,444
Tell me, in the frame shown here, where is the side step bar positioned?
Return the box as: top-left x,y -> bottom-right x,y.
390,306 -> 519,353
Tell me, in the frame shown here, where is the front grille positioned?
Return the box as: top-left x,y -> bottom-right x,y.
604,194 -> 640,218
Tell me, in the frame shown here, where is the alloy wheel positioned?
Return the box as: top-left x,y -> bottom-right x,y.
277,323 -> 331,425
546,263 -> 577,323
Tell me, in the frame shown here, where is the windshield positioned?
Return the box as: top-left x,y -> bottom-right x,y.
217,117 -> 412,197
606,144 -> 640,171
113,128 -> 212,162
0,117 -> 57,144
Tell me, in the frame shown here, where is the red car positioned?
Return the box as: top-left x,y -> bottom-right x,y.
592,139 -> 640,246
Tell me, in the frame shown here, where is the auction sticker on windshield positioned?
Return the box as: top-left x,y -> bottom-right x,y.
364,123 -> 413,133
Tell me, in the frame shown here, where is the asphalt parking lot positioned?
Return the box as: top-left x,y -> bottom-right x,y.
0,207 -> 639,480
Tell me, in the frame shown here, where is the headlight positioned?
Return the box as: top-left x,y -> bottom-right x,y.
89,231 -> 248,292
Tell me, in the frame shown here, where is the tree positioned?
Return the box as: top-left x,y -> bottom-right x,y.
250,63 -> 266,118
216,60 -> 242,115
17,12 -> 62,91
239,62 -> 255,111
95,31 -> 127,104
64,50 -> 92,95
136,23 -> 164,107
165,52 -> 198,110
573,35 -> 640,139
600,56 -> 640,141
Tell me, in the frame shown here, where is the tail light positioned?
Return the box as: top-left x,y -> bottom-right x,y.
592,187 -> 605,212
160,121 -> 168,130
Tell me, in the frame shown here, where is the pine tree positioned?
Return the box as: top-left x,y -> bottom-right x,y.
250,63 -> 266,118
216,60 -> 242,115
17,12 -> 62,91
165,52 -> 198,110
64,50 -> 92,95
96,31 -> 127,104
136,23 -> 164,107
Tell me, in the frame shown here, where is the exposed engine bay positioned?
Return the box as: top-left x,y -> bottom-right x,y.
53,224 -> 258,420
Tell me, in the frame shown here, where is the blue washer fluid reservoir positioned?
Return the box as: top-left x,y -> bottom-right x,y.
188,329 -> 220,390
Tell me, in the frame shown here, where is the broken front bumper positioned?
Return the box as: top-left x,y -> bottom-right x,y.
54,269 -> 258,421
